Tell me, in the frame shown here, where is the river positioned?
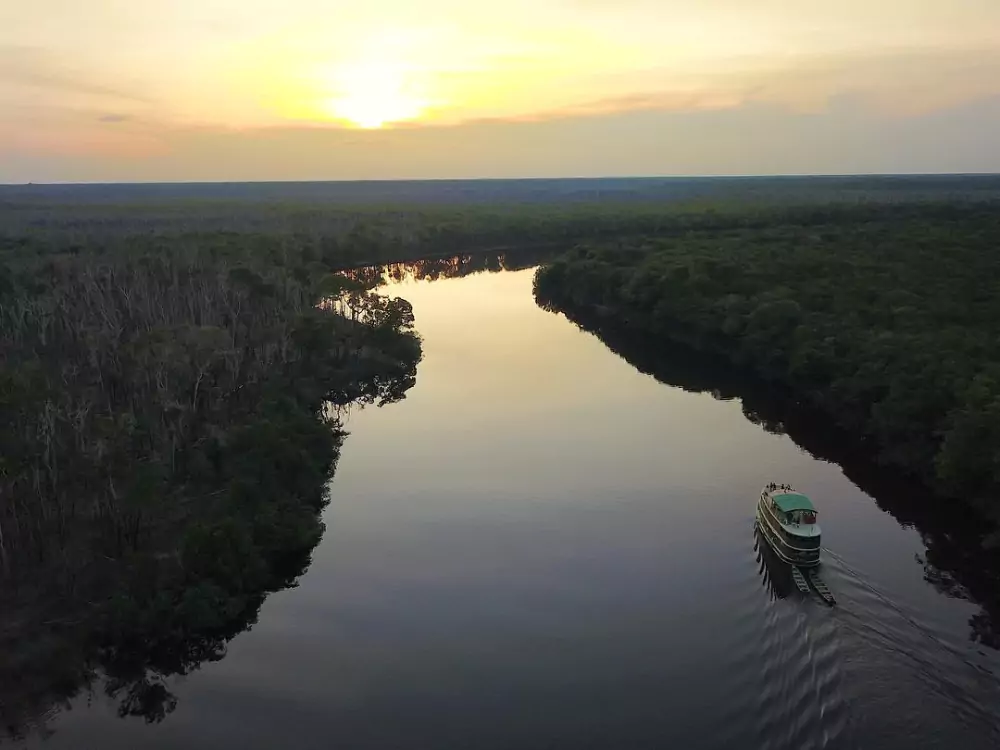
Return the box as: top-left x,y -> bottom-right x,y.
20,258 -> 1000,749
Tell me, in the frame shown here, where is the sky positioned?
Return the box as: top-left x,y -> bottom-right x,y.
2,0 -> 1000,182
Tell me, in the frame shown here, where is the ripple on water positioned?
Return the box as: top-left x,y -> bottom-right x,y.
708,535 -> 1000,750
706,529 -> 852,750
821,550 -> 1000,748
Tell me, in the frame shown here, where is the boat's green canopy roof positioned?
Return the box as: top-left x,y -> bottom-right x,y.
773,493 -> 817,513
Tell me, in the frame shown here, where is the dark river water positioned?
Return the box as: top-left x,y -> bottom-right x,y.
19,259 -> 1000,749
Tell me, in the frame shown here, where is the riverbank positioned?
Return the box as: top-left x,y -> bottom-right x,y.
539,302 -> 1000,643
0,240 -> 422,735
533,200 -> 1000,526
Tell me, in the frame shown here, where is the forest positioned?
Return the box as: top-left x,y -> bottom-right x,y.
4,178 -> 1000,736
0,225 -> 421,735
7,175 -> 1000,275
534,200 -> 1000,524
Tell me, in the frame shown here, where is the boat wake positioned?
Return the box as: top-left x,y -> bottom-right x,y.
746,532 -> 1000,749
742,528 -> 853,749
821,551 -> 1000,747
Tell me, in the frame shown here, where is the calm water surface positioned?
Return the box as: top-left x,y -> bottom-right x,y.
26,263 -> 1000,749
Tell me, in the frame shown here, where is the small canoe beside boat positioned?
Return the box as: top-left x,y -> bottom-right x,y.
755,484 -> 822,568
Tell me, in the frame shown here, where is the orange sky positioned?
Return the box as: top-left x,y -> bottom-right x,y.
3,1 -> 1000,181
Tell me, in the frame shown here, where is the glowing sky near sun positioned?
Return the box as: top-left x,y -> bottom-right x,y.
2,1 -> 1000,181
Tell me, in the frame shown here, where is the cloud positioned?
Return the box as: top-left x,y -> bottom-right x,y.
7,91 -> 999,183
0,45 -> 150,102
99,114 -> 133,123
739,46 -> 1000,116
463,91 -> 739,126
487,45 -> 1000,125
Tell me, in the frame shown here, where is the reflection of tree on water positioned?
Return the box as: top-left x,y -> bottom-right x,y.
341,247 -> 564,289
1,543 -> 317,742
541,302 -> 1000,649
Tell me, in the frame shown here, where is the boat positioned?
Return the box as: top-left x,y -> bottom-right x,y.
755,483 -> 822,568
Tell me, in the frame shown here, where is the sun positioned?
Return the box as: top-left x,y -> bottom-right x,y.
325,61 -> 428,129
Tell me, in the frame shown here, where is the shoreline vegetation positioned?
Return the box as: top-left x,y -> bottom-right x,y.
0,229 -> 421,736
542,306 -> 1000,649
533,200 -> 1000,531
3,176 -> 1000,737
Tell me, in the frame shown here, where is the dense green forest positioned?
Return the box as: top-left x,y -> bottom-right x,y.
534,201 -> 1000,522
0,231 -> 421,736
7,176 -> 1000,273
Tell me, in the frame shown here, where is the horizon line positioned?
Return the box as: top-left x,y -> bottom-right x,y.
4,171 -> 1000,188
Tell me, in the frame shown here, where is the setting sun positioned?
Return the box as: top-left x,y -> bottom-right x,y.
324,60 -> 430,129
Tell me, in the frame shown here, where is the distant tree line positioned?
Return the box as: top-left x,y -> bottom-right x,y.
6,190 -> 1000,274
